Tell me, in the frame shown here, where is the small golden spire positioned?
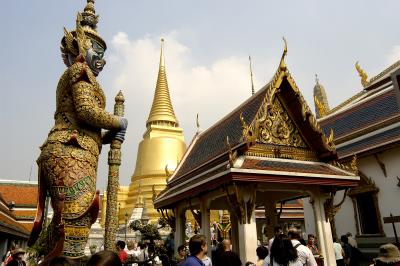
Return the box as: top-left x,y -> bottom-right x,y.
355,61 -> 370,88
196,113 -> 200,132
146,39 -> 179,127
279,37 -> 288,70
249,56 -> 255,95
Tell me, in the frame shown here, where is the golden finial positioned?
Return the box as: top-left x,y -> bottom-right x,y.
327,128 -> 335,149
280,37 -> 288,70
355,61 -> 370,88
249,56 -> 255,95
146,38 -> 179,127
115,90 -> 125,103
196,113 -> 200,133
315,74 -> 319,84
160,38 -> 165,67
314,95 -> 327,118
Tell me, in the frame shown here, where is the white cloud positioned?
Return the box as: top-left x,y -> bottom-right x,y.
386,45 -> 400,65
98,31 -> 264,186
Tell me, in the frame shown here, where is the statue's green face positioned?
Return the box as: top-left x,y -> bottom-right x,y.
86,40 -> 106,76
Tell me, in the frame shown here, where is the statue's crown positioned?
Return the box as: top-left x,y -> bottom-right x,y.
81,0 -> 99,30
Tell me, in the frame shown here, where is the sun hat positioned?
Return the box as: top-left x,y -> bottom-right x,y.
374,243 -> 400,264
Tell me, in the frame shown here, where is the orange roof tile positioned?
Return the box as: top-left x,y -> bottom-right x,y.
0,183 -> 38,206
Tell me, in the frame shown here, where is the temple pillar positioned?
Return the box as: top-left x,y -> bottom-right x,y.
174,205 -> 186,251
263,200 -> 278,238
230,212 -> 239,254
238,212 -> 258,264
311,190 -> 336,266
200,197 -> 211,250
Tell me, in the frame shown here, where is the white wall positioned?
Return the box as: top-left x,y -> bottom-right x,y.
357,147 -> 400,237
303,197 -> 315,235
332,190 -> 357,237
333,146 -> 400,238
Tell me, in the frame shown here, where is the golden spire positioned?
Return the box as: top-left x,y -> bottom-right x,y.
146,39 -> 179,127
249,56 -> 255,95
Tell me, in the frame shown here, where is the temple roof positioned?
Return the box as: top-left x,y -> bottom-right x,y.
0,194 -> 30,239
318,61 -> 400,159
155,43 -> 358,209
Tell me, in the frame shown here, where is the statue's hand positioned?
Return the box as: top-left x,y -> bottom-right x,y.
119,117 -> 128,130
115,129 -> 127,143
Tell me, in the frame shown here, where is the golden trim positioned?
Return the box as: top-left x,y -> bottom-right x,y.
246,143 -> 318,161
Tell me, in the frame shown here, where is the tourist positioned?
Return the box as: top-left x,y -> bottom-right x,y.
306,234 -> 319,255
333,237 -> 345,266
137,242 -> 149,265
219,239 -> 241,266
340,235 -> 352,266
245,262 -> 255,266
372,243 -> 400,266
212,237 -> 224,266
306,234 -> 322,266
182,234 -> 208,266
202,254 -> 213,266
87,250 -> 122,266
176,244 -> 187,264
255,246 -> 268,266
6,248 -> 26,266
268,226 -> 283,251
3,245 -> 16,266
288,228 -> 317,266
346,233 -> 358,248
117,240 -> 128,264
264,234 -> 301,266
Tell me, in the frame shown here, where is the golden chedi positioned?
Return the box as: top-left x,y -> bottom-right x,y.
120,39 -> 186,223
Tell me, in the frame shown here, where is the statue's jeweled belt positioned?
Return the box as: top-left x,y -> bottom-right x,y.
28,0 -> 128,259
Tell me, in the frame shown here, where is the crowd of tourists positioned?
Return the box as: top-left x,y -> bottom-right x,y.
2,230 -> 400,266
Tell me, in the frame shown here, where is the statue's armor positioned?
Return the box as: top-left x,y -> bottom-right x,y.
37,61 -> 120,257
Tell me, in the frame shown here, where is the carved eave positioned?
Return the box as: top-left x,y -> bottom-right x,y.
241,41 -> 337,162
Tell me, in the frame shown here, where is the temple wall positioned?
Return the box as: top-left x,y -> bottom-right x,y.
306,146 -> 400,240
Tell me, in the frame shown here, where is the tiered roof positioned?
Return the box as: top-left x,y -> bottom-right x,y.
0,193 -> 30,238
318,61 -> 400,159
0,180 -> 38,231
155,42 -> 359,209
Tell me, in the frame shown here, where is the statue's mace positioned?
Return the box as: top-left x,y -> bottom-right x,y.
104,91 -> 125,251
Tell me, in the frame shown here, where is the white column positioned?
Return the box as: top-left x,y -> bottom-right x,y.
311,191 -> 336,266
238,212 -> 258,264
174,206 -> 186,251
200,198 -> 211,250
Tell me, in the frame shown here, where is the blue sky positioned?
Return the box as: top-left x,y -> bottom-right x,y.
1,0 -> 399,190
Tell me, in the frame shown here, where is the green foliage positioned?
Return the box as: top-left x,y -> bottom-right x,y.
129,220 -> 161,243
158,217 -> 168,229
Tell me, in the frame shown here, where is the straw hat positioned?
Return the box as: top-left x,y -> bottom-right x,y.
374,244 -> 400,264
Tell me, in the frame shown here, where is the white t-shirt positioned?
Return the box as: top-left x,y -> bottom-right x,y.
291,240 -> 317,266
333,242 -> 343,260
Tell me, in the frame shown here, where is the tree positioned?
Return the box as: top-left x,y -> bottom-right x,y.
129,220 -> 161,243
